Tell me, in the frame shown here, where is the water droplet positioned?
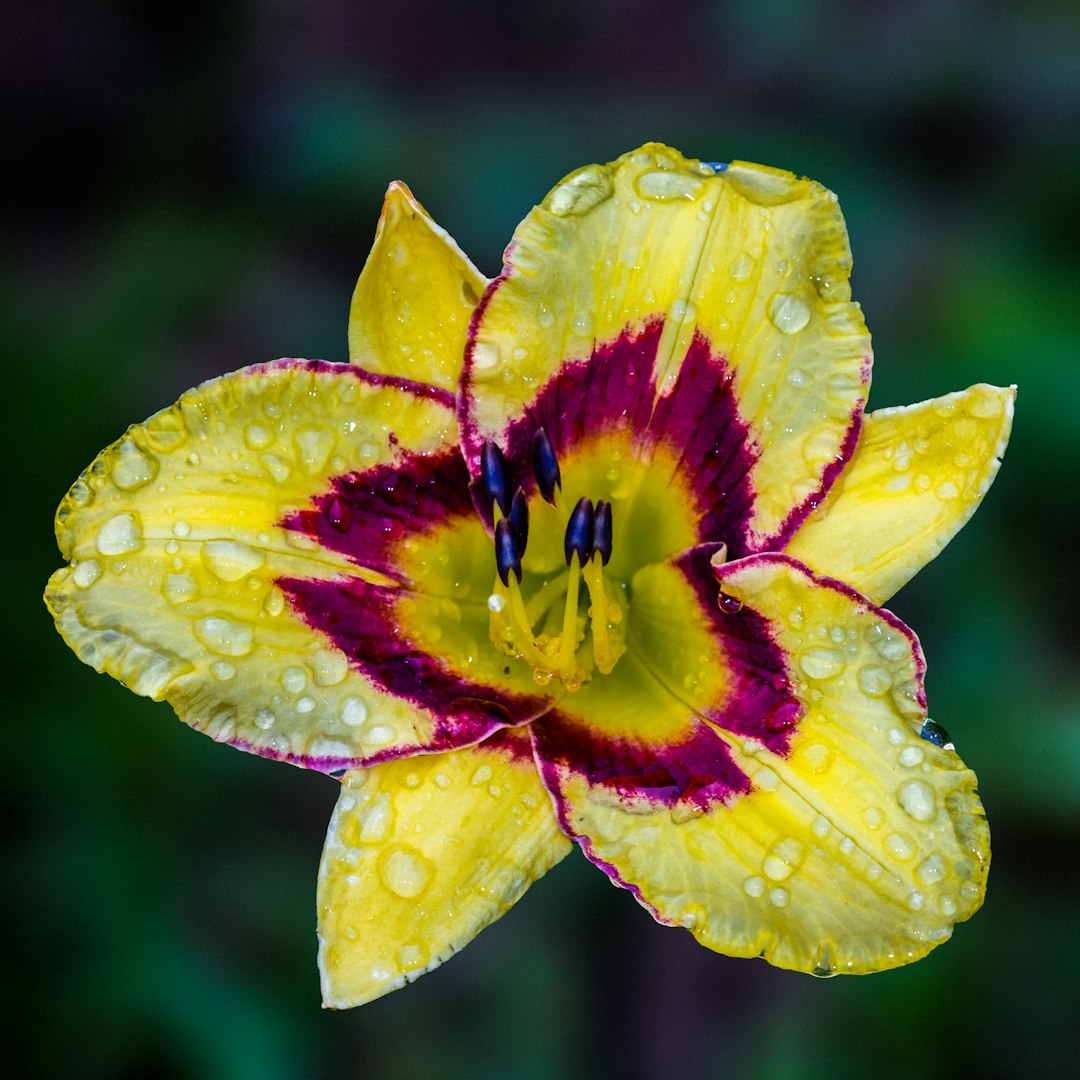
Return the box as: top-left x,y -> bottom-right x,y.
800,742 -> 831,772
763,838 -> 803,881
812,816 -> 831,839
547,164 -> 614,216
433,772 -> 451,789
669,298 -> 697,322
244,423 -> 274,450
96,512 -> 143,555
718,592 -> 743,614
729,253 -> 756,280
142,409 -> 188,452
281,666 -> 307,693
262,587 -> 286,617
916,854 -> 947,886
210,661 -> 236,681
326,496 -> 351,532
472,342 -> 500,369
799,647 -> 845,680
898,780 -> 936,823
635,170 -> 704,201
884,833 -> 916,861
768,293 -> 811,335
785,367 -> 811,388
202,540 -> 265,582
935,480 -> 960,501
898,746 -> 925,767
194,616 -> 254,657
874,631 -> 909,662
365,724 -> 395,747
296,696 -> 316,713
163,572 -> 197,605
743,875 -> 766,898
838,836 -> 855,855
907,890 -> 926,911
260,453 -> 292,483
471,764 -> 493,786
72,559 -> 102,589
487,593 -> 506,613
313,649 -> 348,686
341,697 -> 368,726
294,425 -> 336,474
380,844 -> 434,898
111,439 -> 159,490
857,665 -> 893,696
254,707 -> 276,730
768,886 -> 790,908
172,520 -> 191,538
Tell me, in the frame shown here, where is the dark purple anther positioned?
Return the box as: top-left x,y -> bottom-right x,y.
481,440 -> 513,516
495,519 -> 523,586
508,487 -> 529,556
532,428 -> 562,505
592,500 -> 612,565
564,498 -> 594,567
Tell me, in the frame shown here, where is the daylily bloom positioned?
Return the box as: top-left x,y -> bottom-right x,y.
47,145 -> 1013,1008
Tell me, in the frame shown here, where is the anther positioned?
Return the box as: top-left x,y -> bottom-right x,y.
532,428 -> 562,505
494,519 -> 522,585
592,500 -> 612,565
508,487 -> 529,555
481,440 -> 513,517
564,498 -> 594,566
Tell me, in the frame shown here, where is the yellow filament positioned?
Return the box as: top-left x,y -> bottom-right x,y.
558,559 -> 583,681
525,571 -> 569,625
582,554 -> 614,674
505,577 -> 555,674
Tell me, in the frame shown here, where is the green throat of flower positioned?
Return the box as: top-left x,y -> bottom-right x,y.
482,434 -> 628,692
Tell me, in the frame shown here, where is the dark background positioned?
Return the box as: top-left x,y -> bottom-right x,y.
7,2 -> 1079,1077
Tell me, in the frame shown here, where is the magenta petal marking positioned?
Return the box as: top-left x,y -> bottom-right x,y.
283,450 -> 474,585
673,544 -> 800,755
533,712 -> 751,814
462,320 -> 770,557
647,332 -> 760,556
279,573 -> 551,760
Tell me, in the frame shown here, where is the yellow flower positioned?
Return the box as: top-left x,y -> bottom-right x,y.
46,145 -> 1013,1007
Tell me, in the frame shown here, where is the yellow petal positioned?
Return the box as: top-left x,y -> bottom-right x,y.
547,554 -> 988,975
787,384 -> 1015,604
45,360 -> 500,769
464,144 -> 870,549
318,729 -> 571,1007
349,182 -> 488,393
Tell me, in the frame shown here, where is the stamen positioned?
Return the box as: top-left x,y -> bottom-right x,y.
494,519 -> 522,586
481,440 -> 513,517
592,500 -> 612,565
508,487 -> 529,556
532,428 -> 562,505
564,498 -> 594,566
558,556 -> 583,682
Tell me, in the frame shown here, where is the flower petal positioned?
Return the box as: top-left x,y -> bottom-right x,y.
541,553 -> 988,975
786,384 -> 1015,604
461,144 -> 870,552
318,727 -> 571,1008
349,182 -> 487,393
46,360 -> 529,771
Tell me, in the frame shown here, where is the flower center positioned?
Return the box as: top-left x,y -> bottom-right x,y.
480,433 -> 627,692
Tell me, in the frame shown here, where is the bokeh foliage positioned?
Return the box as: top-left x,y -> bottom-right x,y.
7,2 -> 1079,1077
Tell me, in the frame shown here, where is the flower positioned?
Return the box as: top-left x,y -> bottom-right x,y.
46,145 -> 1013,1008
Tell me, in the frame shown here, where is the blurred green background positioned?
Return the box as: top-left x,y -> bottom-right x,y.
7,1 -> 1078,1077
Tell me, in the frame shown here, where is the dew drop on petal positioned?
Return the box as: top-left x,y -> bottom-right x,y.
193,616 -> 253,657
340,697 -> 368,727
799,647 -> 845,680
72,559 -> 102,589
768,293 -> 811,335
898,780 -> 936,823
379,845 -> 434,898
97,512 -> 143,555
857,664 -> 893,696
202,540 -> 265,582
